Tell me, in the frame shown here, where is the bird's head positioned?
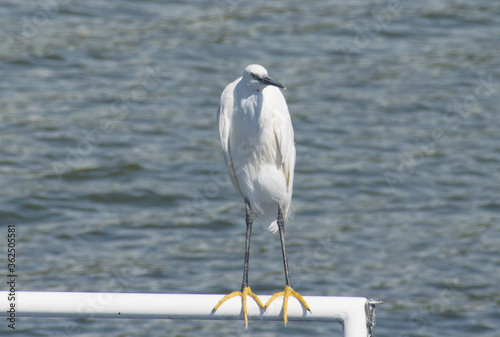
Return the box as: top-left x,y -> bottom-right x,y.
243,64 -> 285,91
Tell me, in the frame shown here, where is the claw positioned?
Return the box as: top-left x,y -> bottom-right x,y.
264,285 -> 311,326
212,287 -> 264,329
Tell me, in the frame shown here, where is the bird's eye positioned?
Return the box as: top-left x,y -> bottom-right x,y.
250,73 -> 258,80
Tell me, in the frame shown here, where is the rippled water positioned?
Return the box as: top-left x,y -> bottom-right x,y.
1,1 -> 500,336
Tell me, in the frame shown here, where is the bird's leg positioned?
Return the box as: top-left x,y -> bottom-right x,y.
241,199 -> 252,290
278,206 -> 292,288
264,206 -> 311,326
212,200 -> 264,329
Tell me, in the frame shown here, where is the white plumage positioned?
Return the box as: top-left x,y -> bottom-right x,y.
217,64 -> 295,232
213,65 -> 310,328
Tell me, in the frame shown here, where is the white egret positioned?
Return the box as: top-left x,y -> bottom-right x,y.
212,64 -> 310,328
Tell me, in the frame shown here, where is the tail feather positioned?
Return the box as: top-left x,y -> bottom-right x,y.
253,203 -> 291,233
268,220 -> 278,233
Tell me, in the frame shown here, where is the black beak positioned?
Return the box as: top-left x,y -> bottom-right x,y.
260,76 -> 285,89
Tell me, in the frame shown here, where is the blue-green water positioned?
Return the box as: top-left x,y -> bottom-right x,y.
1,1 -> 500,336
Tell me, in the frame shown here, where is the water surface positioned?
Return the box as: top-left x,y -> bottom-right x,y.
1,1 -> 499,336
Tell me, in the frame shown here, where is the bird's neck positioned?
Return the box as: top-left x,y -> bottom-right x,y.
240,92 -> 263,119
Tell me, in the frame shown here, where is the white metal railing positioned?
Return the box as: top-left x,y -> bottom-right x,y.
0,291 -> 381,337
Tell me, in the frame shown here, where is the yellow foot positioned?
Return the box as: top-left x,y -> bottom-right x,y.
264,285 -> 311,326
212,286 -> 264,329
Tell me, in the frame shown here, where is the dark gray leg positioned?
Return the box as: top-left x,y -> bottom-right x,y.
277,205 -> 292,287
241,199 -> 253,290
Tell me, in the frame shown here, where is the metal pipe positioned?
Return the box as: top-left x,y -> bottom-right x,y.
1,292 -> 375,337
